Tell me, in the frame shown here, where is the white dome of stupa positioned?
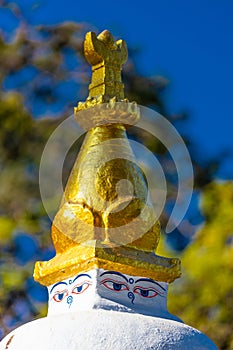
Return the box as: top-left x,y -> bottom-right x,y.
0,309 -> 217,350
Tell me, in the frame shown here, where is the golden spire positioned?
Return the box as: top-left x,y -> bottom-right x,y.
34,30 -> 181,286
84,30 -> 127,100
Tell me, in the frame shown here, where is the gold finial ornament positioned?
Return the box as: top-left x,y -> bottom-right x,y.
75,30 -> 139,129
80,30 -> 127,102
34,30 -> 181,286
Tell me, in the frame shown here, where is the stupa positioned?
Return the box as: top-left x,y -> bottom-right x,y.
0,30 -> 217,350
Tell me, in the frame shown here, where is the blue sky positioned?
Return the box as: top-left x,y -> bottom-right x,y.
2,0 -> 233,178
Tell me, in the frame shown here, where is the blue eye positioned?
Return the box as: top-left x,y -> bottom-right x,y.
134,287 -> 158,298
113,283 -> 122,291
72,281 -> 92,294
140,289 -> 149,297
100,279 -> 129,292
53,290 -> 68,302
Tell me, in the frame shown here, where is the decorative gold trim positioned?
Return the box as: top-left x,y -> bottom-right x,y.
34,242 -> 181,286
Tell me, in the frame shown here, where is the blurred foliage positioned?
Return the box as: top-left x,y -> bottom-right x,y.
0,0 -> 226,347
164,181 -> 233,350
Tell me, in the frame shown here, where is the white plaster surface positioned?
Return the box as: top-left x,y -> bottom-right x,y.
47,269 -> 181,321
0,309 -> 218,350
1,269 -> 217,349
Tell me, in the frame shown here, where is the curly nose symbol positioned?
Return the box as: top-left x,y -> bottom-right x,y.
128,292 -> 135,304
67,295 -> 73,308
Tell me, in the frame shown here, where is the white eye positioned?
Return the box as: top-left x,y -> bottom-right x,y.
100,279 -> 129,292
134,287 -> 159,298
53,290 -> 68,302
72,281 -> 92,294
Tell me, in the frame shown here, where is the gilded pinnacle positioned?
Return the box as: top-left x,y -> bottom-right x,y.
34,30 -> 181,287
76,30 -> 128,113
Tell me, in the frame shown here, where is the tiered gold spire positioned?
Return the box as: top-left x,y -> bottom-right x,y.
34,30 -> 181,286
82,30 -> 127,100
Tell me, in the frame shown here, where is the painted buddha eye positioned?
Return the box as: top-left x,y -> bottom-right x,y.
134,287 -> 158,298
72,281 -> 92,294
101,279 -> 129,292
53,290 -> 68,302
